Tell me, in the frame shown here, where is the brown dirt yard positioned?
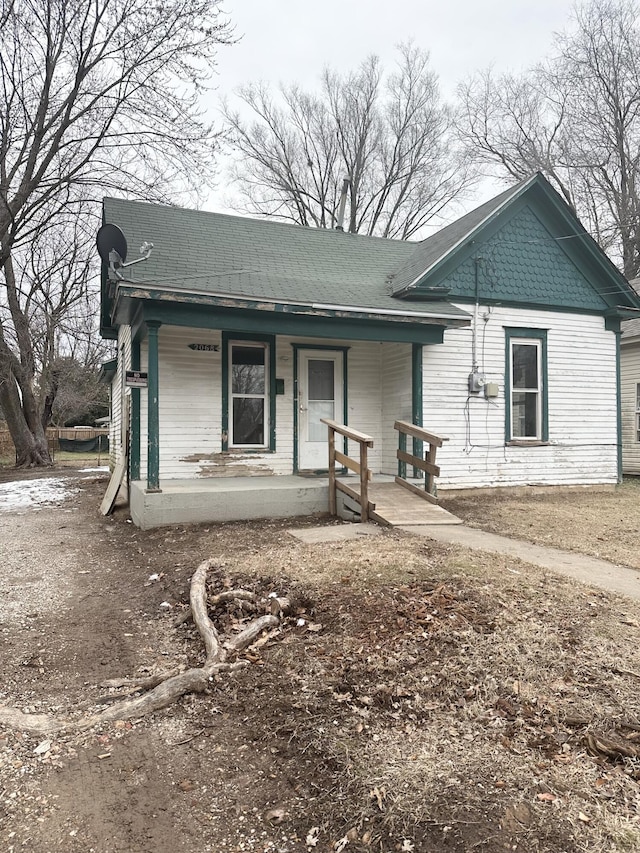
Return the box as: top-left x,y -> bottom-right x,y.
2,469 -> 640,853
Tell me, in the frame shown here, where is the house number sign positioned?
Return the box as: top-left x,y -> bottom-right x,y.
188,343 -> 219,351
125,370 -> 148,387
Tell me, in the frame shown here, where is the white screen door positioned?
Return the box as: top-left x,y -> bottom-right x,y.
297,350 -> 344,470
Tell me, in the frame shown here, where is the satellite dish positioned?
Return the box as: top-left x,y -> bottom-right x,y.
96,224 -> 128,266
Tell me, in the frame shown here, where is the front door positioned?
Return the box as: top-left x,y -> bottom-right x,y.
297,350 -> 344,471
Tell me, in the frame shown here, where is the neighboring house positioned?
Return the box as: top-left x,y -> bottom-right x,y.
621,279 -> 640,475
99,173 -> 640,528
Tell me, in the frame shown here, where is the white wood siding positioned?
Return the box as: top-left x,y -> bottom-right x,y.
381,344 -> 412,474
136,330 -> 395,481
621,339 -> 640,474
129,306 -> 617,489
343,341 -> 383,471
138,327 -> 222,479
109,326 -> 131,468
424,306 -> 619,490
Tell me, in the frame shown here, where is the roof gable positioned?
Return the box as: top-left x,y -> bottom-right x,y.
435,203 -> 609,311
389,182 -> 524,296
622,279 -> 640,340
392,173 -> 640,314
100,173 -> 640,341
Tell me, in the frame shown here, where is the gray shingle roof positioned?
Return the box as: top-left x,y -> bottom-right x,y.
102,198 -> 469,321
389,181 -> 529,295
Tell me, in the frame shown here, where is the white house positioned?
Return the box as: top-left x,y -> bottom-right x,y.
99,173 -> 640,528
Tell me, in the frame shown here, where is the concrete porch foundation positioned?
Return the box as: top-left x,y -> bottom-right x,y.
129,475 -> 333,529
127,474 -> 461,530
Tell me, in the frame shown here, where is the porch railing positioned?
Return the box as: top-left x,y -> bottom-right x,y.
321,419 -> 374,522
394,420 -> 448,505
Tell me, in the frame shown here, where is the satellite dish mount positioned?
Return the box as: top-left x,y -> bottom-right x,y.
96,224 -> 153,279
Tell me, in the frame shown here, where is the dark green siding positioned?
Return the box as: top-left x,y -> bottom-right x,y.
416,204 -> 610,313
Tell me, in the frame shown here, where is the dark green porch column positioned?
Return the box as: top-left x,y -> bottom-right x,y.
146,321 -> 162,492
130,337 -> 141,481
615,327 -> 623,483
411,343 -> 424,477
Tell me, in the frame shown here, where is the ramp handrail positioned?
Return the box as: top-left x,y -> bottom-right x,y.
321,419 -> 374,522
394,420 -> 448,505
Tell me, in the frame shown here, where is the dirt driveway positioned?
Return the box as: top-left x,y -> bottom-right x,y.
1,469 -> 332,853
2,469 -> 640,853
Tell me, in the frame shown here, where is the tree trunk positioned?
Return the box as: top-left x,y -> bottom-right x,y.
40,369 -> 60,431
0,252 -> 52,467
0,369 -> 51,467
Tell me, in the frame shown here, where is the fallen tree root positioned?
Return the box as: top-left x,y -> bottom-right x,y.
585,731 -> 640,761
98,669 -> 182,693
226,615 -> 279,652
173,588 -> 258,627
0,559 -> 282,734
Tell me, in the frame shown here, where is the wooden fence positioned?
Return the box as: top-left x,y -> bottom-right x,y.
0,428 -> 109,459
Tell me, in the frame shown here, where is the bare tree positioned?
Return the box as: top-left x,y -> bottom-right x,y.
8,209 -> 112,429
42,356 -> 109,428
222,44 -> 475,239
457,0 -> 640,278
0,0 -> 234,466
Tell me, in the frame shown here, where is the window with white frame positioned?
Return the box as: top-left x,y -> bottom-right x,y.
229,342 -> 268,447
636,383 -> 640,443
508,335 -> 544,440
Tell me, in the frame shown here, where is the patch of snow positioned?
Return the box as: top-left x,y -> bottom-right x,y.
79,466 -> 109,473
0,477 -> 78,512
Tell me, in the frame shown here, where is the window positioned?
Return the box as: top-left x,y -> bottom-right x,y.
307,359 -> 336,441
222,334 -> 276,451
505,328 -> 548,443
230,343 -> 267,446
636,383 -> 640,443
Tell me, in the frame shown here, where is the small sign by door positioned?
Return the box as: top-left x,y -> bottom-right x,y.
125,370 -> 148,388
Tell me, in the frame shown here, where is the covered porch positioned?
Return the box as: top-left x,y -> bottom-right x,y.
127,421 -> 459,530
109,279 -> 471,528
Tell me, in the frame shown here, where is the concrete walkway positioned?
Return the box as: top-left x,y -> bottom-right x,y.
290,521 -> 640,601
399,524 -> 640,601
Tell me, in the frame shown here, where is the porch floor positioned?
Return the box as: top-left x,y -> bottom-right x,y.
366,482 -> 462,526
128,474 -> 460,529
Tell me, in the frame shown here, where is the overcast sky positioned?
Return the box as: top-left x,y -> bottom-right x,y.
208,0 -> 578,214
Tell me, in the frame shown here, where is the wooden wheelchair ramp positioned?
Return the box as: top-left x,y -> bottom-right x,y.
322,419 -> 461,527
343,480 -> 462,528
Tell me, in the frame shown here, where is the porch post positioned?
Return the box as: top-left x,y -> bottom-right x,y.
411,344 -> 424,478
615,327 -> 623,483
146,321 -> 162,493
130,336 -> 141,481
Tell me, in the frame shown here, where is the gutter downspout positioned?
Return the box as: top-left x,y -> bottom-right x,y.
472,256 -> 481,373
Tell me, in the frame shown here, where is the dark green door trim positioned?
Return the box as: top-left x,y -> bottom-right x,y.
130,336 -> 141,481
146,321 -> 162,492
